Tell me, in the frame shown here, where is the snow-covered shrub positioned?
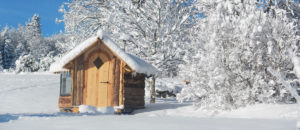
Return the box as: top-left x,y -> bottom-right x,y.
38,52 -> 55,71
178,1 -> 299,111
15,54 -> 39,72
38,57 -> 54,71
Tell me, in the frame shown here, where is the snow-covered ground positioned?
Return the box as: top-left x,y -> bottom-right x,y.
0,73 -> 298,130
155,78 -> 184,93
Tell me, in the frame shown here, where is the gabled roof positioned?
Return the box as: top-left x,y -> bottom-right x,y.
50,30 -> 157,76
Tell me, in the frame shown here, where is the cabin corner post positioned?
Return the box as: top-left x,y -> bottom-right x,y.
150,75 -> 156,104
72,59 -> 77,107
83,63 -> 88,105
112,57 -> 120,106
119,61 -> 125,107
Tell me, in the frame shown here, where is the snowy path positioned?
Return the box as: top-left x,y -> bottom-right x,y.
0,73 -> 297,130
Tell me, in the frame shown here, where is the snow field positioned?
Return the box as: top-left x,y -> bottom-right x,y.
0,73 -> 297,130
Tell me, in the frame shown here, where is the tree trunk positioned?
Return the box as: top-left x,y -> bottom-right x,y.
150,76 -> 156,104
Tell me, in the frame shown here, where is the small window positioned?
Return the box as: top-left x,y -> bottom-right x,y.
93,57 -> 103,69
60,72 -> 71,96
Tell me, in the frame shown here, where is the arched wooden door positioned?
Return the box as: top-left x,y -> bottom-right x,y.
86,51 -> 111,107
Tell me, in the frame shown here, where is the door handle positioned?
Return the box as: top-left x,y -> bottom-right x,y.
100,81 -> 109,84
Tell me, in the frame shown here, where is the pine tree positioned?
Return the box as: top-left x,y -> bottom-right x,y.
0,26 -> 9,69
3,39 -> 14,69
25,14 -> 44,57
25,14 -> 42,38
0,32 -> 4,70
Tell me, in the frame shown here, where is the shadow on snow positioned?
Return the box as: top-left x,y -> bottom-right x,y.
134,98 -> 192,114
0,98 -> 192,123
0,112 -> 106,123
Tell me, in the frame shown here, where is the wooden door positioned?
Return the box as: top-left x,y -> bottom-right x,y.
86,52 -> 111,107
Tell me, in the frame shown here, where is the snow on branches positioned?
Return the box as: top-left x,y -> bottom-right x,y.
178,0 -> 299,110
60,0 -> 198,77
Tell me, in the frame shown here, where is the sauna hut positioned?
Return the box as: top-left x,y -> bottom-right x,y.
50,30 -> 157,113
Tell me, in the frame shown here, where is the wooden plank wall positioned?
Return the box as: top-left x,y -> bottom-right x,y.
112,58 -> 121,106
67,41 -> 146,110
72,55 -> 85,106
123,73 -> 145,109
58,96 -> 72,108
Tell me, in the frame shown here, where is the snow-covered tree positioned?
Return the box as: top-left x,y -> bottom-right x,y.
115,0 -> 198,76
3,39 -> 14,69
60,0 -> 198,76
12,25 -> 30,56
0,26 -> 8,69
0,10 -> 77,72
59,0 -> 112,47
178,0 -> 299,110
25,14 -> 42,40
24,14 -> 48,58
0,26 -> 15,69
44,33 -> 70,56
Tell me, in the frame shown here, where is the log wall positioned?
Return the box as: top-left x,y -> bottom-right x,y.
123,73 -> 145,109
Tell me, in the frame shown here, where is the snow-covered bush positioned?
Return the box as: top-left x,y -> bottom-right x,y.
15,54 -> 39,72
38,55 -> 55,71
178,1 -> 299,110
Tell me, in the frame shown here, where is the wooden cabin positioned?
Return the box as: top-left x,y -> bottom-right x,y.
50,31 -> 157,113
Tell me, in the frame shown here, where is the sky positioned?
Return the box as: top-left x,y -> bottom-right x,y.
0,0 -> 66,37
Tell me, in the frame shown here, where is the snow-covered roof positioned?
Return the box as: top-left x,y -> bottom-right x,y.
50,30 -> 157,76
49,60 -> 68,73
